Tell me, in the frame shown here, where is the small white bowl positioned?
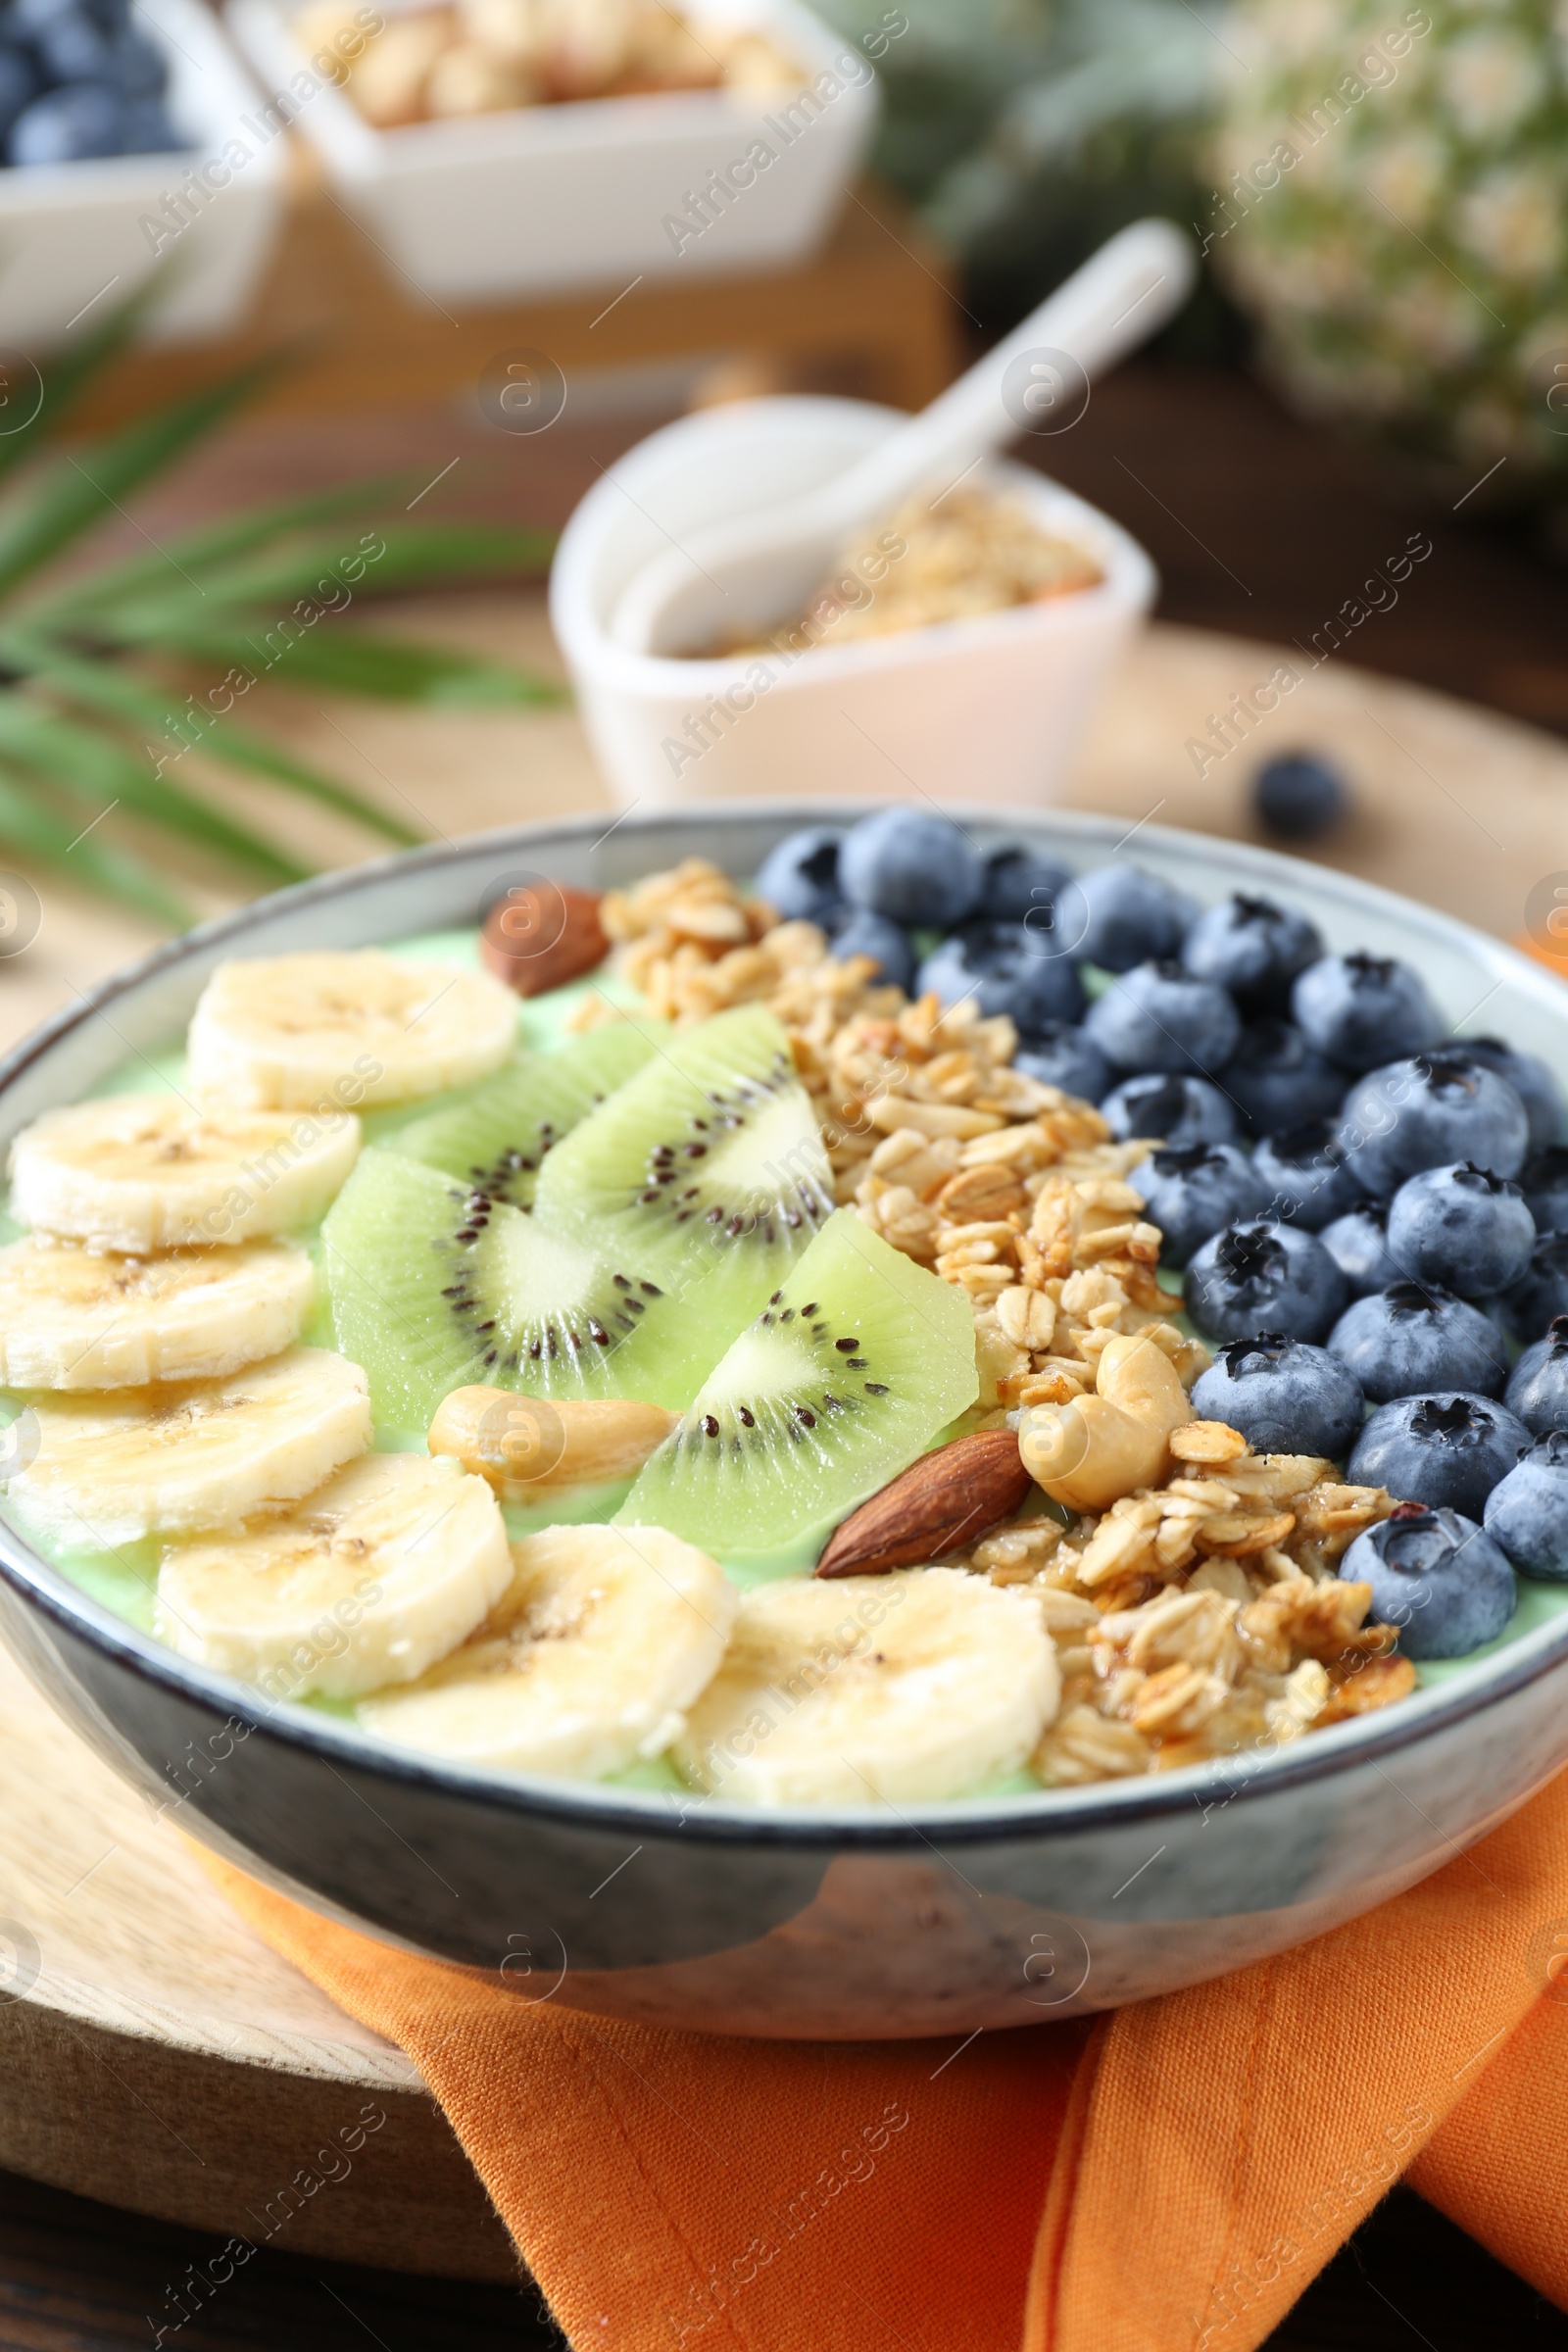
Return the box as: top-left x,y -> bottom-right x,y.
549,394 -> 1157,808
226,0 -> 877,304
0,0 -> 284,349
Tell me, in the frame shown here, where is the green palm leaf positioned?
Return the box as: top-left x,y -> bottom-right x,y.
0,303 -> 562,928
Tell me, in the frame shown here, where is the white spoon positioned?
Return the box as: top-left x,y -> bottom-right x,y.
609,216 -> 1197,660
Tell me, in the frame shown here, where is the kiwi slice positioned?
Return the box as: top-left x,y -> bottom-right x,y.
320,1150 -> 720,1428
387,1021 -> 664,1210
616,1210 -> 979,1554
533,1004 -> 835,1333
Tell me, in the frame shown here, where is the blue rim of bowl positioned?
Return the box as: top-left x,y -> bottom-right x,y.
3,801 -> 1567,1851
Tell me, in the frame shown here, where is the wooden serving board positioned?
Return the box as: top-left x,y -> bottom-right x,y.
2,612 -> 1566,2273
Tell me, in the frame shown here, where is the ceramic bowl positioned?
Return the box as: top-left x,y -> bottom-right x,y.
549,398 -> 1157,809
3,804 -> 1566,2041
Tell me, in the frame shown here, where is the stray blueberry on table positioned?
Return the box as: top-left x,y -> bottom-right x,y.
1253,751 -> 1349,840
1348,1392 -> 1532,1519
1340,1503 -> 1515,1659
1192,1332 -> 1364,1460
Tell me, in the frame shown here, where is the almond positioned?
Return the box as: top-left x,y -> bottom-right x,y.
482,880 -> 608,997
814,1427 -> 1032,1579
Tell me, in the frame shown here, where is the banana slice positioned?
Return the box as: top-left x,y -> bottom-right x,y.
8,1096 -> 361,1250
187,951 -> 518,1110
156,1453 -> 512,1700
0,1235 -> 315,1389
6,1347 -> 371,1547
359,1522 -> 737,1779
674,1568 -> 1060,1806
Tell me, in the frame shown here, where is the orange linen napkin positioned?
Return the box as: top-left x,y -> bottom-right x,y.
203,1759 -> 1568,2352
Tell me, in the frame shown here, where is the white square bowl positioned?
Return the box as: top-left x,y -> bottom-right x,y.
549,394 -> 1159,808
0,0 -> 285,350
225,0 -> 879,303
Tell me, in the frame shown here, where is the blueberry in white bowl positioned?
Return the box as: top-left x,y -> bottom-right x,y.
1083,961 -> 1240,1078
1181,893 -> 1324,1015
1338,1053 -> 1530,1194
755,826 -> 844,925
1340,1504 -> 1516,1660
916,924 -> 1084,1030
1292,952 -> 1442,1074
1500,1231 -> 1568,1346
1185,1219 -> 1348,1344
1127,1143 -> 1267,1265
1483,1434 -> 1568,1581
1012,1023 -> 1112,1102
1251,1121 -> 1363,1232
828,909 -> 914,991
980,843 -> 1071,925
1451,1038 -> 1563,1154
1504,1318 -> 1568,1438
1348,1392 -> 1531,1519
1051,862 -> 1195,971
1319,1196 -> 1405,1298
1386,1162 -> 1535,1298
1192,1333 -> 1363,1459
1519,1145 -> 1568,1235
1100,1072 -> 1238,1149
1223,1019 -> 1346,1137
1328,1283 -> 1509,1405
838,808 -> 982,929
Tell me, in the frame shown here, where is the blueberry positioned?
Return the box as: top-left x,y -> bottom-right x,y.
1292,952 -> 1442,1074
1127,1142 -> 1268,1265
838,808 -> 982,929
31,4 -> 119,80
755,827 -> 844,925
1181,893 -> 1324,1015
1499,1231 -> 1568,1345
828,909 -> 913,991
1504,1317 -> 1568,1437
1340,1503 -> 1514,1658
1386,1161 -> 1535,1298
1100,1072 -> 1239,1150
1083,959 -> 1240,1078
915,921 -> 1084,1030
1253,751 -> 1349,840
1337,1053 -> 1530,1193
1222,1019 -> 1347,1137
112,28 -> 166,97
1451,1037 -> 1563,1153
1185,1219 -> 1348,1344
1519,1145 -> 1568,1234
1328,1282 -> 1508,1404
0,43 -> 37,140
1319,1197 -> 1406,1298
1251,1120 -> 1364,1232
1052,862 -> 1197,972
1348,1391 -> 1531,1518
1012,1023 -> 1112,1102
7,81 -> 126,162
1192,1332 -> 1364,1459
118,94 -> 180,152
980,843 -> 1071,925
1483,1433 -> 1568,1580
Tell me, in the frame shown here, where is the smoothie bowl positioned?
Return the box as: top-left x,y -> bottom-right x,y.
2,803 -> 1567,2041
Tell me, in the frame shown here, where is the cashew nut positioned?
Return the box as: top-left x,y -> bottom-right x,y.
1018,1332 -> 1192,1513
429,1387 -> 678,1494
